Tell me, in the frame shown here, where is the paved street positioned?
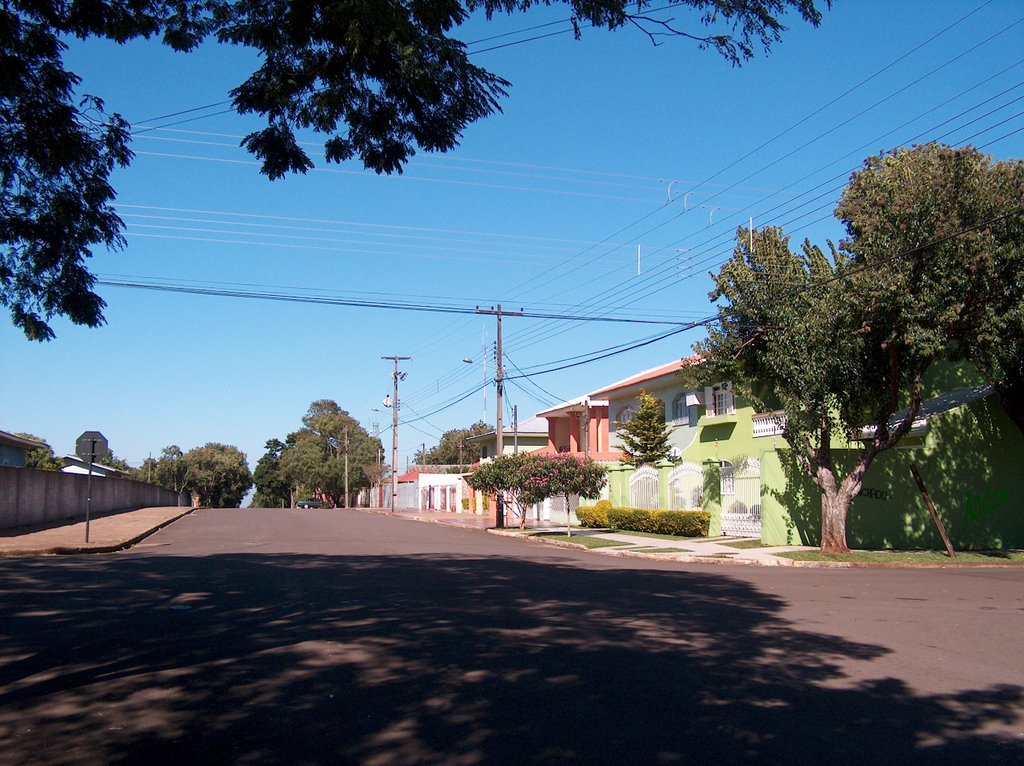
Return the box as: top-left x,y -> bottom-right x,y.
0,508 -> 1021,764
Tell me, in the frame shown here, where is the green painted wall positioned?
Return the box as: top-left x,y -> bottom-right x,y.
762,396 -> 1024,549
603,385 -> 1023,550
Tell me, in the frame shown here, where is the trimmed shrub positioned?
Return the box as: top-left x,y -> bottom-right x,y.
576,504 -> 609,528
607,507 -> 710,537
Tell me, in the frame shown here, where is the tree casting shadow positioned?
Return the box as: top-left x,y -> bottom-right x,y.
0,552 -> 1020,764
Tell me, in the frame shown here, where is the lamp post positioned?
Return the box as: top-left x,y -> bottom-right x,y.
462,356 -> 488,423
382,356 -> 410,511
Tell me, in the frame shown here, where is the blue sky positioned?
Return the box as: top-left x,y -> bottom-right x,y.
3,1 -> 1023,481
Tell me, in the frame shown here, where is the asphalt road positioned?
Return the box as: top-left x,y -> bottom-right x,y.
0,508 -> 1021,765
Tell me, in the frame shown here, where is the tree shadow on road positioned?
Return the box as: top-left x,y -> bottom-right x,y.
0,553 -> 1020,764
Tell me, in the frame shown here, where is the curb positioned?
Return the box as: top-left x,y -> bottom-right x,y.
483,528 -> 1017,569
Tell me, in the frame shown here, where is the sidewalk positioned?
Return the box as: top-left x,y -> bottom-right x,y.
381,508 -> 816,566
0,505 -> 813,565
524,529 -> 818,566
0,506 -> 193,556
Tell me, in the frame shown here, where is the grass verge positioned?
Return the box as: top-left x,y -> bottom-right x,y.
537,534 -> 631,549
604,530 -> 700,542
778,549 -> 1024,565
723,539 -> 772,549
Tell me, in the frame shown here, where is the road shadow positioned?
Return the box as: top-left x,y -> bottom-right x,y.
0,553 -> 1020,764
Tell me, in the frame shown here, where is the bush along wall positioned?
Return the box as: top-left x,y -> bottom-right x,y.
606,507 -> 711,537
576,500 -> 612,528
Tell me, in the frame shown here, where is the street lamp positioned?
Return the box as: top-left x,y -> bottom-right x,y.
462,357 -> 488,423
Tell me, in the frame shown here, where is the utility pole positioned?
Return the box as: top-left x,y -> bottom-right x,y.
382,355 -> 410,512
476,304 -> 523,528
343,427 -> 349,508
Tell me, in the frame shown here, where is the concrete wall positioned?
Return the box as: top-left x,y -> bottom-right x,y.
0,467 -> 185,530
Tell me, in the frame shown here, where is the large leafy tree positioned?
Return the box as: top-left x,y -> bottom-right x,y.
154,444 -> 191,493
133,444 -> 190,489
251,438 -> 291,507
835,143 -> 1024,436
2,0 -> 827,339
616,390 -> 672,467
278,400 -> 383,505
693,143 -> 1024,553
182,442 -> 252,507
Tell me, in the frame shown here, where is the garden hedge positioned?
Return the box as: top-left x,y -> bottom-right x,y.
593,505 -> 712,536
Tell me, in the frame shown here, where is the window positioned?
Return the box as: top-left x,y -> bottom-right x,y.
704,382 -> 735,418
673,392 -> 702,425
615,406 -> 635,425
671,392 -> 687,422
720,460 -> 735,496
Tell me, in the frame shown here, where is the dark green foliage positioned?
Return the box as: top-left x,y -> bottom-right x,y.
691,143 -> 1024,553
0,9 -> 132,339
606,507 -> 710,537
616,390 -> 672,466
182,442 -> 252,507
836,144 -> 1024,437
278,400 -> 383,505
16,432 -> 61,470
251,438 -> 290,507
2,0 -> 827,339
151,444 -> 190,493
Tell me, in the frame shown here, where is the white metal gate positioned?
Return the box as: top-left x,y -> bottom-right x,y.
630,465 -> 660,509
721,458 -> 761,537
669,462 -> 703,510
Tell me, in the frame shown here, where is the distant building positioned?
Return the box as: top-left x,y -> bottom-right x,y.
465,416 -> 550,461
0,431 -> 49,468
60,455 -> 130,478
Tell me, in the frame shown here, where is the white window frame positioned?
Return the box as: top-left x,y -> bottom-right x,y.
671,392 -> 687,423
720,460 -> 735,497
704,382 -> 736,418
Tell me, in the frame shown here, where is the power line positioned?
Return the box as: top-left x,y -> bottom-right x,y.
95,278 -> 699,325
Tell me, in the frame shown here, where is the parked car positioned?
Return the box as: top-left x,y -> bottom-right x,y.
296,498 -> 324,509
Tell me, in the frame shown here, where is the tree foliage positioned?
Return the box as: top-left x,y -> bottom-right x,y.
154,444 -> 190,493
467,452 -> 606,531
182,442 -> 252,507
692,143 -> 1024,553
835,143 -> 1024,435
616,390 -> 672,466
2,0 -> 827,339
251,438 -> 290,507
276,399 -> 383,505
15,432 -> 61,470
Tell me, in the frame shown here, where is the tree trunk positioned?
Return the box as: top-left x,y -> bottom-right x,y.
815,473 -> 864,548
820,490 -> 851,553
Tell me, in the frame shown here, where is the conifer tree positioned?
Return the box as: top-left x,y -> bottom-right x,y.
616,391 -> 672,467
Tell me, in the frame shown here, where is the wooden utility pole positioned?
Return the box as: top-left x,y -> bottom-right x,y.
343,427 -> 349,508
382,355 -> 410,511
910,464 -> 957,559
476,305 -> 523,528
